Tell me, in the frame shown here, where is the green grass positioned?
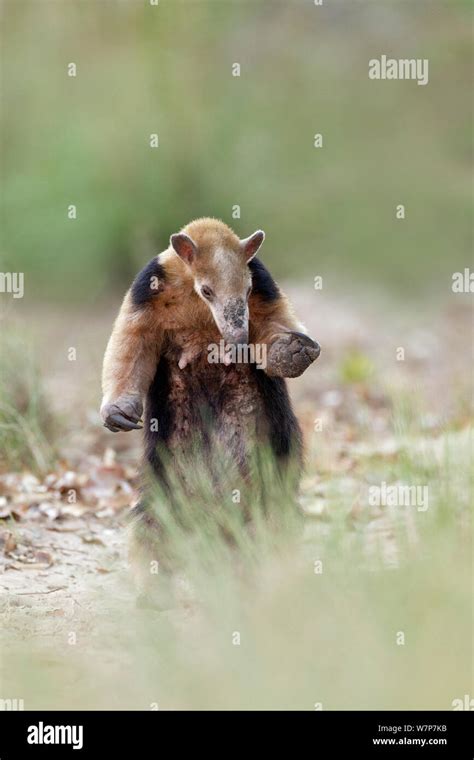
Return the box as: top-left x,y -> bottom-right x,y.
2,419 -> 471,710
0,332 -> 57,473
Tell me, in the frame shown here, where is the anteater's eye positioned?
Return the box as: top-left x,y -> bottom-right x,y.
201,285 -> 214,300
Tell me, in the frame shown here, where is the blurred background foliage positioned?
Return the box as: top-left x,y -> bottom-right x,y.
1,0 -> 472,302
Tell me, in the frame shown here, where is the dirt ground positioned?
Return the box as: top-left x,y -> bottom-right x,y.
0,286 -> 472,650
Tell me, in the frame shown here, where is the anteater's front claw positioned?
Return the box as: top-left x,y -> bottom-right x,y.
101,396 -> 144,433
287,331 -> 321,353
107,413 -> 143,432
266,331 -> 321,378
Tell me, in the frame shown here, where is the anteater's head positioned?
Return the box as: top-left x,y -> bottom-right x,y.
170,218 -> 264,345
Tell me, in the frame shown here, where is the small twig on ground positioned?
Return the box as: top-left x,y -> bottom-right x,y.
5,586 -> 67,596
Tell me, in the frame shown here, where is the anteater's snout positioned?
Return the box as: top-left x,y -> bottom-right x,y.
222,298 -> 248,346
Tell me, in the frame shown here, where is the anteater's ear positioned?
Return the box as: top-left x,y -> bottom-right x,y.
170,232 -> 197,264
240,230 -> 265,261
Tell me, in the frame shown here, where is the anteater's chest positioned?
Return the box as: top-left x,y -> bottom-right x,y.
154,331 -> 266,452
145,331 -> 300,476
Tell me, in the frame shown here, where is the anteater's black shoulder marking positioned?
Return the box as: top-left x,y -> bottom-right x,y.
131,256 -> 166,307
248,258 -> 280,302
251,366 -> 302,461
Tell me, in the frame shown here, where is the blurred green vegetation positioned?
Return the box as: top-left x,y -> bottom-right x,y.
1,0 -> 472,302
339,349 -> 375,384
0,332 -> 57,472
